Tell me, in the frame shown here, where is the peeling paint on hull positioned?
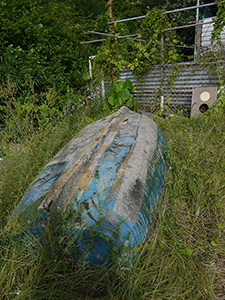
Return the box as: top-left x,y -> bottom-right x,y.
9,106 -> 166,266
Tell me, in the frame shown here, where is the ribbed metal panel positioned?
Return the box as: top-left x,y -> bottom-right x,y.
118,62 -> 222,109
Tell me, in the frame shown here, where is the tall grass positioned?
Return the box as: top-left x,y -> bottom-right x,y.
0,94 -> 225,299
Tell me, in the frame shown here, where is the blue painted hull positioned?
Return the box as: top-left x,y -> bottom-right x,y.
9,107 -> 166,266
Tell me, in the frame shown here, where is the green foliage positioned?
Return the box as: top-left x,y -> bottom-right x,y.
0,0 -> 110,122
94,8 -> 179,81
162,0 -> 196,59
62,86 -> 105,130
107,80 -> 136,108
130,8 -> 178,76
142,0 -> 166,10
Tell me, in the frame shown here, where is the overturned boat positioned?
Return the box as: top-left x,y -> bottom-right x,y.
10,106 -> 166,265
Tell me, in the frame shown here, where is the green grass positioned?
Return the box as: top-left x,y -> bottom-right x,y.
0,103 -> 225,299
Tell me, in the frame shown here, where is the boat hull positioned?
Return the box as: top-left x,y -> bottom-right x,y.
10,107 -> 166,265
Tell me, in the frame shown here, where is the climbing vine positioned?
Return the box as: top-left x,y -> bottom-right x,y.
129,8 -> 179,78
94,8 -> 179,81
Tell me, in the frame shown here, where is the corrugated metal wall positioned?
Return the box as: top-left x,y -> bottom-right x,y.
118,62 -> 222,109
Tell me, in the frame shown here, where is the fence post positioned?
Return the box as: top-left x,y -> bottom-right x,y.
109,0 -> 115,84
194,0 -> 202,58
195,23 -> 202,58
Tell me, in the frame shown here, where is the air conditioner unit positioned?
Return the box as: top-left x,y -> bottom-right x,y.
191,86 -> 217,117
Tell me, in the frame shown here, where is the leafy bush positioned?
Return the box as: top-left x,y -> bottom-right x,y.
0,0 -> 108,123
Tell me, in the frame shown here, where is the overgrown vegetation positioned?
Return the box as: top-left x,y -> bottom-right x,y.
0,0 -> 200,124
0,81 -> 225,298
94,7 -> 180,81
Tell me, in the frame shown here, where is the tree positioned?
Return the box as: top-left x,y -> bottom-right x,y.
0,0 -> 106,95
141,0 -> 166,10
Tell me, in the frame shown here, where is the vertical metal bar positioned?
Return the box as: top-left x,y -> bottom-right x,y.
196,0 -> 200,24
89,57 -> 93,79
109,0 -> 115,84
101,70 -> 105,101
195,22 -> 202,58
161,33 -> 164,63
160,33 -> 164,111
194,0 -> 200,58
89,56 -> 95,94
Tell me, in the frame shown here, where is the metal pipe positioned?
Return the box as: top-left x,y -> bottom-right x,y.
161,33 -> 164,63
101,72 -> 105,101
165,43 -> 195,49
194,0 -> 200,58
160,33 -> 164,111
80,39 -> 106,44
80,37 -> 146,44
88,31 -> 118,37
81,38 -> 195,48
165,20 -> 213,31
109,0 -> 115,84
131,38 -> 146,42
164,1 -> 221,14
108,15 -> 146,24
89,57 -> 93,79
109,2 -> 221,24
86,21 -> 213,36
87,31 -> 144,39
196,0 -> 200,24
139,60 -> 224,68
89,56 -> 96,93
